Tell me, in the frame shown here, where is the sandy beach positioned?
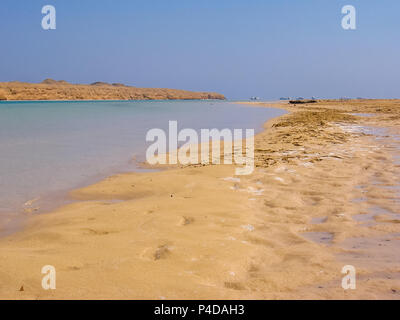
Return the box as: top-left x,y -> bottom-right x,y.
0,99 -> 399,299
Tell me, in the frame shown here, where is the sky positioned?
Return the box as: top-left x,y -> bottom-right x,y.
0,0 -> 399,100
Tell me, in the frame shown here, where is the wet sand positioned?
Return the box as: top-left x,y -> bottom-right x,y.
0,99 -> 399,299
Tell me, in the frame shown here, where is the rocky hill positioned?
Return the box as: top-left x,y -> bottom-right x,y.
0,80 -> 225,101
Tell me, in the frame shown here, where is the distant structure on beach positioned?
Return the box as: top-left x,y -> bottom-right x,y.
289,99 -> 317,104
250,96 -> 260,101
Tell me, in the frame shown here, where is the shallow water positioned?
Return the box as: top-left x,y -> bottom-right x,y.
338,233 -> 400,270
0,100 -> 285,215
302,232 -> 334,245
350,113 -> 376,118
310,216 -> 327,225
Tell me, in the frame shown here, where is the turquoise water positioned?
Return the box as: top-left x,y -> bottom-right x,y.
0,100 -> 285,217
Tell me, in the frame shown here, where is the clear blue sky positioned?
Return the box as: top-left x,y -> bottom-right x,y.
0,0 -> 399,99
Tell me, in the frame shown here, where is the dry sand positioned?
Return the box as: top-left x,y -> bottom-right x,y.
0,99 -> 399,299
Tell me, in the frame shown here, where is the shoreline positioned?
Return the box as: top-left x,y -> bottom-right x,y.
0,99 -> 399,299
0,100 -> 278,235
0,157 -> 156,238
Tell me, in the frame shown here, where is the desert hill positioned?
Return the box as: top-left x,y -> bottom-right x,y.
0,80 -> 225,101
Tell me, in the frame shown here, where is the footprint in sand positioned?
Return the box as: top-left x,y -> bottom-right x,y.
67,266 -> 81,271
224,281 -> 246,291
153,244 -> 171,260
83,228 -> 113,236
180,216 -> 195,226
140,244 -> 172,261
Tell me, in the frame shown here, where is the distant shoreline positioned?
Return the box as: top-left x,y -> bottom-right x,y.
0,98 -> 226,103
0,79 -> 226,101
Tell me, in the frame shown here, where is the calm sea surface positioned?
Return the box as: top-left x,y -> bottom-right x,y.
0,100 -> 285,218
